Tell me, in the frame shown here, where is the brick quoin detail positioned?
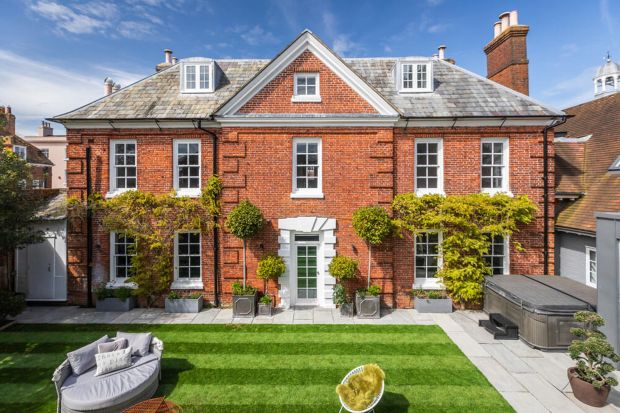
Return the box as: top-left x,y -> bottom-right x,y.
238,50 -> 377,114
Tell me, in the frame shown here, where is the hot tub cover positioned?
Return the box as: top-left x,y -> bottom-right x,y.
485,275 -> 596,314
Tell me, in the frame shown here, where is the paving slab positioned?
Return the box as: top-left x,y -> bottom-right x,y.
512,373 -> 585,413
523,356 -> 570,391
501,338 -> 545,359
191,309 -> 219,324
111,309 -> 145,324
252,316 -> 274,324
313,311 -> 334,324
433,313 -> 464,332
293,309 -> 314,321
444,330 -> 490,357
469,356 -> 526,392
481,343 -> 534,373
500,391 -> 550,413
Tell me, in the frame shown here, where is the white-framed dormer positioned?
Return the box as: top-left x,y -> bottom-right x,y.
480,138 -> 510,195
397,60 -> 433,93
173,139 -> 201,197
180,58 -> 215,94
13,145 -> 27,160
292,73 -> 321,102
108,139 -> 137,197
415,138 -> 444,195
291,137 -> 323,198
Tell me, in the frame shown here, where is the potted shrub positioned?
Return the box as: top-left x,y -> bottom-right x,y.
225,200 -> 264,317
232,281 -> 258,318
352,206 -> 392,318
355,285 -> 382,319
165,291 -> 204,313
412,289 -> 453,313
328,256 -> 358,317
567,311 -> 620,407
94,284 -> 135,311
256,255 -> 286,316
258,295 -> 273,316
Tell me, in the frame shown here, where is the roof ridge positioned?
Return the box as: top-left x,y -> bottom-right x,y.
437,59 -> 565,116
563,91 -> 619,111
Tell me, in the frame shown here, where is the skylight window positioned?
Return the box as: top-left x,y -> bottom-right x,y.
180,59 -> 214,93
610,155 -> 620,172
398,61 -> 432,93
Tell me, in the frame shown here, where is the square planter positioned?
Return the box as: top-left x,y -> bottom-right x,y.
355,293 -> 381,319
339,303 -> 354,317
414,297 -> 453,313
165,296 -> 203,313
96,297 -> 135,312
258,302 -> 272,316
233,292 -> 257,318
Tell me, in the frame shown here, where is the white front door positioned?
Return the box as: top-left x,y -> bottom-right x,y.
292,233 -> 320,306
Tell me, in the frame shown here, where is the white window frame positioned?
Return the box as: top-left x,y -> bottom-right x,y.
413,231 -> 443,289
398,61 -> 433,93
291,137 -> 323,198
483,235 -> 510,275
40,148 -> 49,158
180,61 -> 214,93
480,138 -> 510,195
292,73 -> 321,102
108,232 -> 137,287
172,231 -> 203,289
586,246 -> 597,288
108,140 -> 137,197
415,138 -> 444,195
13,145 -> 27,160
173,139 -> 201,197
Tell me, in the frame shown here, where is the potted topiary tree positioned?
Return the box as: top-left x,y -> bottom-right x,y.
352,206 -> 392,319
165,291 -> 204,313
94,283 -> 135,311
256,255 -> 286,316
412,289 -> 453,313
567,311 -> 620,407
225,200 -> 264,317
328,256 -> 358,317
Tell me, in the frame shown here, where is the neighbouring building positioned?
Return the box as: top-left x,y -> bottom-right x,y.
555,56 -> 620,288
24,121 -> 68,188
52,11 -> 564,307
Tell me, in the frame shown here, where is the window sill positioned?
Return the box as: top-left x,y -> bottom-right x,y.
398,89 -> 433,94
291,95 -> 322,103
413,279 -> 443,289
290,192 -> 324,199
171,280 -> 204,290
481,189 -> 513,197
106,281 -> 137,289
415,190 -> 445,197
105,189 -> 135,199
175,190 -> 201,198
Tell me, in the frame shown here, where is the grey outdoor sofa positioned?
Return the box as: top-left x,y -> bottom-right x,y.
52,336 -> 164,413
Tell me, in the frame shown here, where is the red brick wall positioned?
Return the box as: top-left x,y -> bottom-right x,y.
238,50 -> 377,114
484,26 -> 529,95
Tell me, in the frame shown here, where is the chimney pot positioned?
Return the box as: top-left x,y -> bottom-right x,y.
164,49 -> 172,64
113,84 -> 121,92
499,12 -> 510,31
6,106 -> 11,114
438,45 -> 446,60
509,10 -> 518,26
493,21 -> 502,38
172,56 -> 178,64
104,77 -> 114,96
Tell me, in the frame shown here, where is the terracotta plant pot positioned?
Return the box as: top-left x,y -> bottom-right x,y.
567,367 -> 611,407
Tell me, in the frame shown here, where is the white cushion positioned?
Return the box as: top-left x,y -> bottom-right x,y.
66,335 -> 109,375
117,332 -> 152,356
95,346 -> 132,376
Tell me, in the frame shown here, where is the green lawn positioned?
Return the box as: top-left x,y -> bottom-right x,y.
0,324 -> 514,412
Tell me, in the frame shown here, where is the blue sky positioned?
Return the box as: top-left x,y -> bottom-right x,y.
0,0 -> 618,135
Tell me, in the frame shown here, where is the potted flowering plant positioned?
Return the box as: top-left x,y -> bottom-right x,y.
165,291 -> 204,313
412,289 -> 453,313
567,311 -> 620,407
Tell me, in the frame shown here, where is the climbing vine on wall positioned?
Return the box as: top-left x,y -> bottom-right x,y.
392,193 -> 537,305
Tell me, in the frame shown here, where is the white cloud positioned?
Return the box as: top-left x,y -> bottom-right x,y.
229,25 -> 279,46
29,1 -> 110,35
426,23 -> 449,34
538,65 -> 598,109
0,49 -> 146,135
321,10 -> 364,57
117,21 -> 157,39
426,0 -> 443,5
600,0 -> 618,48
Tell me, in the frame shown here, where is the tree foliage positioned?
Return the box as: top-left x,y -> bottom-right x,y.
225,200 -> 264,287
392,193 -> 537,304
328,256 -> 359,280
91,189 -> 217,307
352,206 -> 393,287
569,311 -> 620,388
256,255 -> 286,281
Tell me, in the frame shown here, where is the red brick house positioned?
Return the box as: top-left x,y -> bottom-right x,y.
53,12 -> 564,308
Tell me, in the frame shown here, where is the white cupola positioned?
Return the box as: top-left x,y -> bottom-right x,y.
594,52 -> 620,96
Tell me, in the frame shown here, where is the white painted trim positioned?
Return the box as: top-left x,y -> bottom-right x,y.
108,139 -> 137,195
398,60 -> 433,93
217,117 -> 398,127
414,138 -> 444,195
180,60 -> 215,94
554,134 -> 592,143
480,137 -> 510,195
292,137 -> 322,198
292,73 -> 320,101
109,232 -> 136,286
13,145 -> 27,160
413,231 -> 443,288
585,246 -> 597,288
61,120 -> 220,129
173,139 -> 202,197
172,231 -> 204,289
216,31 -> 399,116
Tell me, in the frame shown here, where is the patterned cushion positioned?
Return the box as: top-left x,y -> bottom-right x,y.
67,335 -> 109,375
94,346 -> 132,376
116,332 -> 152,356
98,338 -> 128,354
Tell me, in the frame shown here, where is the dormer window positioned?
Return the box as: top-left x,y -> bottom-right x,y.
610,155 -> 620,172
13,145 -> 27,160
180,59 -> 214,93
292,73 -> 321,102
398,61 -> 432,93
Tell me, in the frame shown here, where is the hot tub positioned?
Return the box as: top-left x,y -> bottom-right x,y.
484,275 -> 596,350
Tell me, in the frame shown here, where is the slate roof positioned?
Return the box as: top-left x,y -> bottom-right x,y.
36,190 -> 67,220
54,56 -> 562,121
2,135 -> 54,166
555,93 -> 620,233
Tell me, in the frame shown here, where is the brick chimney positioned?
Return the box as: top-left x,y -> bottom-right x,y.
484,10 -> 529,95
0,106 -> 16,135
155,48 -> 173,72
38,121 -> 53,137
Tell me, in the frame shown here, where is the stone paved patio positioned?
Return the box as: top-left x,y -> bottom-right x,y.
13,306 -> 620,413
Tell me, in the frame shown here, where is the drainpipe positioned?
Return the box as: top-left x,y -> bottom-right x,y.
86,146 -> 93,307
542,116 -> 566,275
197,119 -> 220,307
